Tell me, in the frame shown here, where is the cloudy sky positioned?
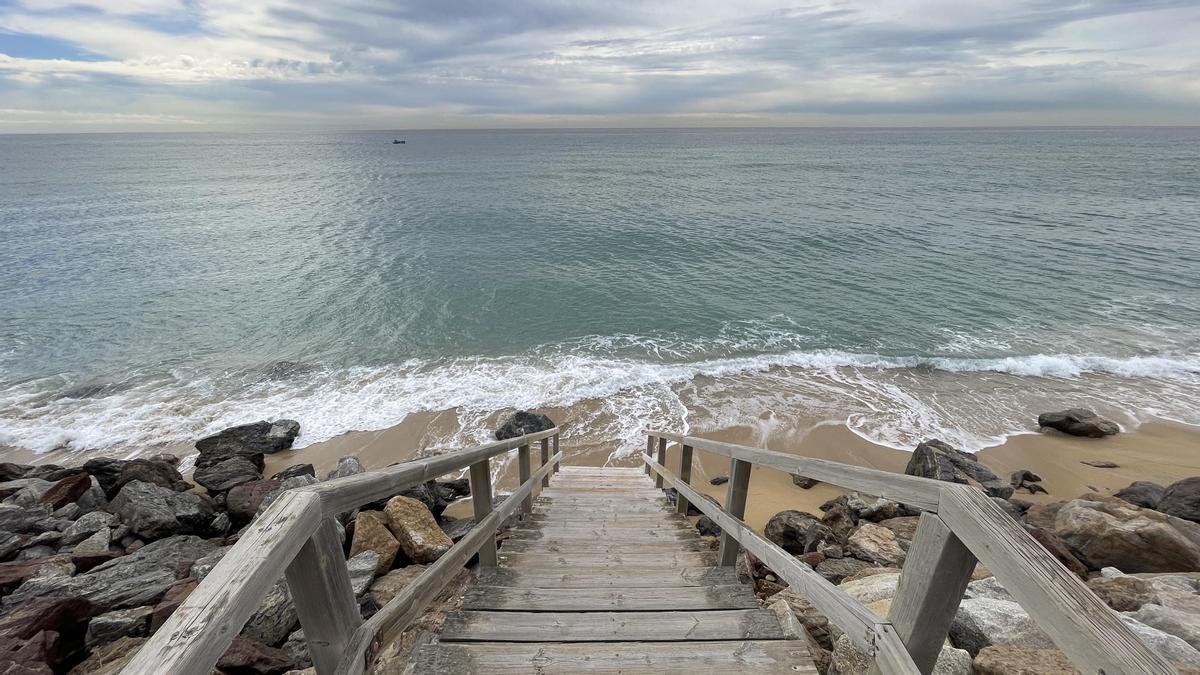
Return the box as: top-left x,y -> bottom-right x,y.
1,0 -> 1198,132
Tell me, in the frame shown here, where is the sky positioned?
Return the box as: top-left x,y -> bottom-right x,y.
0,0 -> 1198,132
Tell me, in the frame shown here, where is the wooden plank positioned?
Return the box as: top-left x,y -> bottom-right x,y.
541,438 -> 551,488
498,551 -> 717,568
552,434 -> 561,473
468,459 -> 498,567
499,539 -> 713,553
122,491 -> 323,675
645,436 -> 654,475
505,525 -> 696,539
719,458 -> 752,566
476,566 -> 741,589
648,431 -> 941,512
875,512 -> 976,675
676,444 -> 694,516
870,623 -> 923,675
518,444 -> 532,514
304,427 -> 558,515
655,436 -> 668,488
642,453 -> 895,657
559,467 -> 644,473
415,640 -> 815,674
462,585 -> 759,611
284,517 -> 362,674
440,609 -> 785,642
938,484 -> 1176,675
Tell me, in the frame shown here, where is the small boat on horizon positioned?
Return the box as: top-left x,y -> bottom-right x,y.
392,139 -> 406,144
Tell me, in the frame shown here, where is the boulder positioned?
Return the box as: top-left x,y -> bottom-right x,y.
1120,614 -> 1200,667
815,557 -> 870,584
396,481 -> 452,518
109,480 -> 215,540
906,439 -> 1013,499
150,578 -> 197,631
696,515 -> 721,537
1114,481 -> 1167,509
368,565 -> 428,607
325,457 -> 364,481
1053,494 -> 1200,572
838,572 -> 900,605
842,566 -> 902,584
227,480 -> 282,525
1160,477 -> 1200,523
0,504 -> 52,534
1131,603 -> 1200,652
69,635 -> 145,675
1,478 -> 54,505
1027,527 -> 1088,579
82,458 -> 190,498
38,474 -> 92,511
963,576 -> 1013,602
949,598 -> 1054,656
972,645 -> 1077,674
270,465 -> 315,481
216,636 -> 296,675
846,523 -> 906,566
242,579 -> 297,647
193,457 -> 262,493
0,596 -> 99,668
1037,408 -> 1119,437
1087,575 -> 1156,611
61,512 -> 116,546
281,629 -> 312,670
494,411 -> 555,440
764,510 -> 835,554
830,633 -> 972,675
85,606 -> 152,647
195,420 -> 300,469
878,516 -> 920,551
792,475 -> 819,489
349,512 -> 399,575
72,528 -> 111,556
347,551 -> 380,597
383,496 -> 452,563
775,588 -> 832,650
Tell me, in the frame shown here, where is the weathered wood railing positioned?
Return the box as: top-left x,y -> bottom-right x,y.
123,427 -> 561,675
643,429 -> 1176,675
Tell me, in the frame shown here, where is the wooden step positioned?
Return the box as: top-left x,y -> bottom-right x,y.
440,609 -> 785,642
476,566 -> 741,589
499,538 -> 713,553
463,585 -> 759,611
522,513 -> 690,525
506,525 -> 697,539
498,551 -> 718,569
414,640 -> 815,674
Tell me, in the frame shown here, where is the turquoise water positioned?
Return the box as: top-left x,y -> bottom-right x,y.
1,128 -> 1198,458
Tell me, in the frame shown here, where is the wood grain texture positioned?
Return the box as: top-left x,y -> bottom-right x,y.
499,538 -> 714,553
718,458 -> 752,566
414,640 -> 815,674
475,566 -> 742,589
505,524 -> 697,539
498,551 -> 718,568
518,444 -> 532,514
285,517 -> 362,674
122,491 -> 323,675
440,609 -> 785,642
462,585 -> 759,611
938,484 -> 1176,675
468,459 -> 498,567
541,438 -> 551,488
655,437 -> 668,489
676,444 -> 694,516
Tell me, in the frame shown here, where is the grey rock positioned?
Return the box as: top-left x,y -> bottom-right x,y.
16,544 -> 56,559
792,474 -> 819,489
906,439 -> 1013,499
191,546 -> 230,580
0,503 -> 52,533
109,480 -> 215,539
348,550 -> 380,597
26,530 -> 63,548
76,477 -> 109,514
1160,477 -> 1200,523
195,419 -> 300,465
86,606 -> 153,647
1130,603 -> 1200,651
709,476 -> 729,486
963,576 -> 1014,602
242,578 -> 298,646
73,527 -> 111,555
193,456 -> 262,492
326,457 -> 366,481
52,503 -> 81,520
1038,408 -> 1120,437
61,510 -> 117,545
949,598 -> 1054,656
0,530 -> 21,560
838,572 -> 900,605
270,464 -> 315,481
1120,614 -> 1200,667
1115,480 -> 1167,509
281,629 -> 312,670
764,510 -> 836,554
494,410 -> 554,440
830,633 -> 972,675
815,557 -> 870,584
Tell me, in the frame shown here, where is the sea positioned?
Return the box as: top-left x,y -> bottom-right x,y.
1,127 -> 1198,462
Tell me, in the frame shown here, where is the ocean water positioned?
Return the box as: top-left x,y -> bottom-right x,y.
1,128 -> 1198,460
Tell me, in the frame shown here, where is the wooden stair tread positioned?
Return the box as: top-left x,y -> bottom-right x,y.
463,585 -> 759,611
475,566 -> 742,589
440,609 -> 786,642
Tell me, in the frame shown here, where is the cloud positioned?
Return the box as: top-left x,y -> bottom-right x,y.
0,0 -> 1198,130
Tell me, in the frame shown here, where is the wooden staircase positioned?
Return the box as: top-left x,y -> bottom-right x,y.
415,466 -> 817,673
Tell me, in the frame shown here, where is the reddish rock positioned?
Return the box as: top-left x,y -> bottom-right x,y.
0,559 -> 44,597
216,636 -> 296,675
0,597 -> 99,669
38,474 -> 92,511
150,578 -> 197,631
1028,527 -> 1088,580
226,480 -> 281,526
0,631 -> 57,674
71,551 -> 123,574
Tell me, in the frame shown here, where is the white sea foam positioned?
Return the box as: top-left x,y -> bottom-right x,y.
1,344 -> 1197,460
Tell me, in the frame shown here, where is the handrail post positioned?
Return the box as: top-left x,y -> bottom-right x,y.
540,437 -> 551,487
675,443 -> 693,515
286,518 -> 362,674
644,435 -> 654,475
717,458 -> 752,566
654,437 -> 667,489
870,512 -> 976,675
468,458 -> 498,567
553,433 -> 561,473
518,441 -> 532,513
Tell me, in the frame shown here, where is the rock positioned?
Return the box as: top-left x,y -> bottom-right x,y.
69,636 -> 145,675
1120,614 -> 1200,667
0,504 -> 52,534
815,557 -> 870,584
972,645 -> 1077,674
109,480 -> 215,540
1114,481 -> 1167,509
1024,501 -> 1064,531
437,517 -> 475,543
1,478 -> 53,505
72,528 -> 110,555
791,474 -> 819,489
280,629 -> 312,670
1053,494 -> 1200,572
217,636 -> 296,675
846,522 -> 906,566
709,476 -> 729,486
85,606 -> 152,647
396,481 -> 452,518
963,576 -> 1013,602
193,457 -> 262,493
1160,477 -> 1200,523
839,573 -> 900,605
368,565 -> 428,607
494,411 -> 554,440
776,588 -> 832,650
190,546 -> 229,580
195,420 -> 299,469
1027,527 -> 1088,580
270,464 -> 315,481
349,512 -> 399,575
1010,469 -> 1043,487
0,531 -> 19,561
696,515 -> 721,537
383,496 -> 452,563
1081,460 -> 1119,469
878,516 -> 920,551
842,566 -> 902,585
326,457 -> 365,481
949,598 -> 1054,656
764,510 -> 835,554
61,511 -> 116,546
82,458 -> 190,498
906,439 -> 1013,499
242,579 -> 297,646
75,479 -> 109,515
1087,575 -> 1156,611
0,596 -> 99,669
347,551 -> 380,597
38,474 -> 92,511
1037,408 -> 1119,437
1132,603 -> 1200,651
150,578 -> 197,631
17,544 -> 57,560
227,480 -> 282,525
830,633 -> 972,675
